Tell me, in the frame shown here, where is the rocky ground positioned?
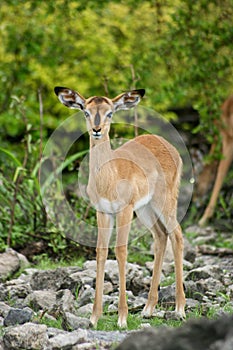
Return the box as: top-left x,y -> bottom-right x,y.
0,225 -> 232,349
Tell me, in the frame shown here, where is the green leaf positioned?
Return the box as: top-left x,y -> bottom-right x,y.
0,147 -> 22,167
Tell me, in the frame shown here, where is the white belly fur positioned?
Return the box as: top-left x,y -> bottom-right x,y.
94,194 -> 152,214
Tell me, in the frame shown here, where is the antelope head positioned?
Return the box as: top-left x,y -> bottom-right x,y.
54,87 -> 145,140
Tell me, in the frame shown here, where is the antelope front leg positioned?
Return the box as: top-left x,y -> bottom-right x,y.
90,212 -> 113,327
170,224 -> 186,319
115,206 -> 133,328
142,223 -> 168,317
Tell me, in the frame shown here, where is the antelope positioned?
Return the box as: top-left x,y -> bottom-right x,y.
54,86 -> 186,328
198,95 -> 233,226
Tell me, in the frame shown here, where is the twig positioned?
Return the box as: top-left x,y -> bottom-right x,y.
38,89 -> 43,185
129,64 -> 140,137
8,100 -> 29,246
102,75 -> 109,97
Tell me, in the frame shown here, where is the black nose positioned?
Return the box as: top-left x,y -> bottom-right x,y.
93,128 -> 101,133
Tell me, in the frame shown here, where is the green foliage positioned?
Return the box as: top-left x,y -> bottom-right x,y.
1,0 -> 232,141
162,0 -> 233,140
0,172 -> 44,250
0,96 -> 90,256
0,0 -> 233,256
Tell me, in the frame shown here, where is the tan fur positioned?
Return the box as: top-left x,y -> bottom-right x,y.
55,87 -> 186,327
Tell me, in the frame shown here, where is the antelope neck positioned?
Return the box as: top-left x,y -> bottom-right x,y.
89,136 -> 113,172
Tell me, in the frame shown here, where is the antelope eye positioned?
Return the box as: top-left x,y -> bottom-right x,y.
84,111 -> 90,118
107,112 -> 113,118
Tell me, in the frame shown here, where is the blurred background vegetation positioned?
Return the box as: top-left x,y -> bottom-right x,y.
0,0 -> 232,260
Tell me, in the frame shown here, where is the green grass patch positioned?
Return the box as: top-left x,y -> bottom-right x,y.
0,326 -> 4,337
32,254 -> 85,270
128,251 -> 153,265
37,314 -> 64,329
96,310 -> 184,331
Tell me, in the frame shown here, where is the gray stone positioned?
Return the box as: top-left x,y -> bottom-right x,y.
103,294 -> 117,308
162,262 -> 174,276
129,272 -> 151,295
105,260 -> 120,285
196,278 -> 225,298
116,315 -> 233,350
185,278 -> 224,302
222,334 -> 233,350
82,260 -> 97,271
71,269 -> 96,287
152,310 -> 166,318
159,284 -> 176,304
19,268 -> 39,281
183,259 -> 193,271
24,290 -> 57,312
87,329 -> 127,344
76,303 -> 93,317
47,327 -> 67,338
48,329 -> 87,349
0,250 -> 232,350
108,303 -> 118,312
3,322 -> 48,350
164,310 -> 184,321
227,284 -> 233,298
125,291 -> 146,310
55,289 -> 75,314
78,287 -> 95,307
0,301 -> 11,317
0,339 -> 4,350
30,268 -> 82,293
193,233 -> 217,246
4,282 -> 32,302
128,295 -> 147,311
103,281 -> 114,294
4,307 -> 33,326
84,260 -> 145,288
126,263 -> 147,285
183,238 -> 196,263
185,265 -> 223,282
0,249 -> 20,282
16,252 -> 30,270
145,261 -> 154,272
185,298 -> 200,310
73,342 -> 97,349
63,312 -> 92,330
0,283 -> 6,300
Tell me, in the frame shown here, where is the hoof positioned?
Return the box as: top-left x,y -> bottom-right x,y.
90,314 -> 99,328
175,306 -> 186,320
141,305 -> 154,318
117,316 -> 127,328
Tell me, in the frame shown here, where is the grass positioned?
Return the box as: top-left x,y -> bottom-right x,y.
95,298 -> 233,332
37,314 -> 64,329
96,311 -> 183,332
128,251 -> 153,265
0,326 -> 4,337
32,253 -> 86,270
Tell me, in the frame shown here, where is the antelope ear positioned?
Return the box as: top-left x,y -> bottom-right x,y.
54,86 -> 86,110
112,89 -> 145,111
